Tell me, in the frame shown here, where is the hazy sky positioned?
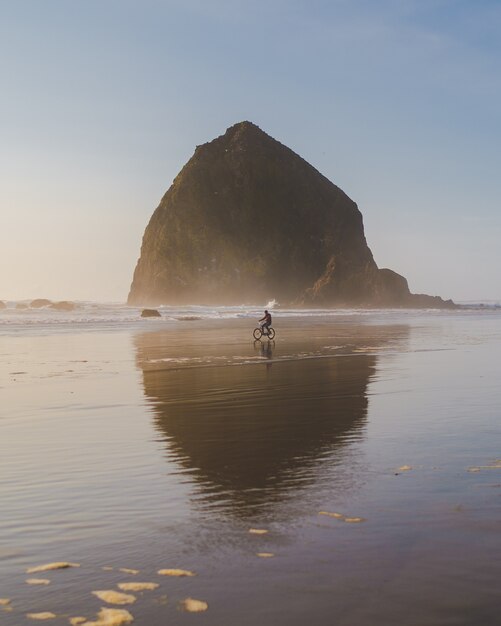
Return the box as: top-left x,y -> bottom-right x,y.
1,0 -> 500,302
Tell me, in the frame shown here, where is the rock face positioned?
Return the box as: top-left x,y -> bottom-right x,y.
128,122 -> 454,308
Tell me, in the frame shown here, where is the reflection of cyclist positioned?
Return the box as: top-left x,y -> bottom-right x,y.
259,310 -> 272,335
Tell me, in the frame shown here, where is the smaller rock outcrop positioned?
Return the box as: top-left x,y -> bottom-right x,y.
0,301 -> 6,309
141,308 -> 161,318
30,299 -> 52,308
49,301 -> 76,311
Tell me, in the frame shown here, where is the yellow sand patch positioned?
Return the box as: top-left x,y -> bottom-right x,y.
256,552 -> 274,558
318,511 -> 345,519
27,612 -> 57,620
81,608 -> 133,626
157,568 -> 195,577
26,578 -> 51,585
92,591 -> 136,605
117,583 -> 159,592
398,465 -> 412,471
70,618 -> 87,625
180,598 -> 208,613
249,528 -> 269,535
27,562 -> 80,573
0,598 -> 11,605
118,569 -> 138,575
344,517 -> 365,523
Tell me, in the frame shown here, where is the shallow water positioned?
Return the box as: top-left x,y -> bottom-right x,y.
1,312 -> 500,625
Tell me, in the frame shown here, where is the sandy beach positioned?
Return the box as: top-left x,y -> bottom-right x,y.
1,311 -> 500,625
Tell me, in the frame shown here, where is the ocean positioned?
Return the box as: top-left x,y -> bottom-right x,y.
1,304 -> 500,625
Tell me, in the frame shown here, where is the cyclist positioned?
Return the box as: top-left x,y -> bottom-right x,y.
259,310 -> 272,336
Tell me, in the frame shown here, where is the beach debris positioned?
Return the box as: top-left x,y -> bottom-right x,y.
27,562 -> 80,573
180,598 -> 208,613
248,528 -> 269,535
26,578 -> 51,585
80,608 -> 133,626
27,612 -> 57,620
118,568 -> 139,575
157,568 -> 195,577
70,618 -> 87,625
256,552 -> 274,558
92,591 -> 136,605
117,582 -> 159,592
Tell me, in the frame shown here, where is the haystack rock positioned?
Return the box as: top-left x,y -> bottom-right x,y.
128,122 -> 454,308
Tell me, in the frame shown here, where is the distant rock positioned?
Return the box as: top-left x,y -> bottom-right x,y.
0,301 -> 6,309
141,308 -> 161,318
30,299 -> 52,308
128,121 -> 454,308
49,301 -> 76,311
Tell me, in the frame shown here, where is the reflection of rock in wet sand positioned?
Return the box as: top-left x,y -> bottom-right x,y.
135,327 -> 395,512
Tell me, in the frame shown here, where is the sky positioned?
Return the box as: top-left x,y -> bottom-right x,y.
1,0 -> 500,303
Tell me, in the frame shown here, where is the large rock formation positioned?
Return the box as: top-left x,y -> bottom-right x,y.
128,121 -> 454,308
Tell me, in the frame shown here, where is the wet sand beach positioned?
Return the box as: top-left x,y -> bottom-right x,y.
1,313 -> 500,625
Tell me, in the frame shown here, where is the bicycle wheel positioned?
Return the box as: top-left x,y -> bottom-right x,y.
267,327 -> 275,339
253,328 -> 262,340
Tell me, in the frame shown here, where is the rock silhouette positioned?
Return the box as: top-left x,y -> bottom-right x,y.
128,121 -> 454,308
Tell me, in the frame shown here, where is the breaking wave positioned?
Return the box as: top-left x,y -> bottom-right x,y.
0,299 -> 495,336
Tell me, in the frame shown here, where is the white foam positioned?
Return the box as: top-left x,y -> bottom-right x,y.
92,591 -> 136,605
26,578 -> 51,585
157,568 -> 195,577
26,562 -> 80,573
117,583 -> 158,592
81,608 -> 133,626
180,598 -> 208,613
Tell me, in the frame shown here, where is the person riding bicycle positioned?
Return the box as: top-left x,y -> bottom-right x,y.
259,310 -> 272,335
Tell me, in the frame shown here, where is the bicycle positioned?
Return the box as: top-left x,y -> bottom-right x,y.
253,325 -> 275,340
